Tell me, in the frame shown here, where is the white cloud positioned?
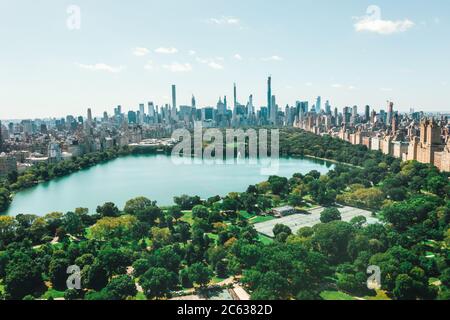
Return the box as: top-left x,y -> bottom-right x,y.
208,16 -> 240,26
354,17 -> 414,35
196,57 -> 224,70
331,84 -> 343,88
78,63 -> 124,73
233,54 -> 243,60
154,47 -> 178,54
380,87 -> 393,92
348,85 -> 357,90
208,61 -> 224,70
261,55 -> 283,62
162,62 -> 192,73
133,47 -> 150,56
144,61 -> 154,71
188,50 -> 197,56
305,82 -> 313,87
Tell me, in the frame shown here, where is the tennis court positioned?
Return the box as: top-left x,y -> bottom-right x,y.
254,206 -> 378,237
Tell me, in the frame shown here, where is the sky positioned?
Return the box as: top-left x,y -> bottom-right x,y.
0,0 -> 449,119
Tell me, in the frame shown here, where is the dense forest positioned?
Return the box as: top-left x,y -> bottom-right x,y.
0,129 -> 449,300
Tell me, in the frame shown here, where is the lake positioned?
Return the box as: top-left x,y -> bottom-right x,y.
3,154 -> 334,216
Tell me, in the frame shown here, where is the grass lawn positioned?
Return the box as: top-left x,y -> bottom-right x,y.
0,280 -> 5,295
258,234 -> 274,245
41,288 -> 65,300
135,292 -> 147,300
212,276 -> 228,284
320,291 -> 355,301
180,211 -> 194,225
239,211 -> 255,220
250,215 -> 276,224
207,233 -> 219,242
364,290 -> 391,300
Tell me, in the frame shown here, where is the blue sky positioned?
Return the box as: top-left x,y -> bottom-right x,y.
0,0 -> 449,119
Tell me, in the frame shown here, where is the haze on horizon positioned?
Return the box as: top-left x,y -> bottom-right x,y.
1,0 -> 449,119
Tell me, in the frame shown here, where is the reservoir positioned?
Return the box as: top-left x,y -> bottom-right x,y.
3,154 -> 333,216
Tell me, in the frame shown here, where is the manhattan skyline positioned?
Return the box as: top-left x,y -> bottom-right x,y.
1,0 -> 450,119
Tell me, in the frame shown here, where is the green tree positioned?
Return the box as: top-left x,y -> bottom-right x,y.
188,263 -> 213,288
96,202 -> 120,217
49,258 -> 70,291
104,275 -> 137,300
139,267 -> 178,299
320,207 -> 342,223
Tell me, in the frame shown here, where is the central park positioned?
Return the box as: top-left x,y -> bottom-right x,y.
0,129 -> 449,301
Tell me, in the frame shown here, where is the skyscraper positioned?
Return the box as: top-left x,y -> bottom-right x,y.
87,108 -> 93,125
315,96 -> 321,113
148,102 -> 155,117
267,76 -> 272,119
139,103 -> 145,123
325,100 -> 331,114
365,105 -> 370,122
171,84 -> 177,110
0,120 -> 3,152
191,95 -> 196,108
387,101 -> 394,127
247,95 -> 254,117
233,82 -> 237,109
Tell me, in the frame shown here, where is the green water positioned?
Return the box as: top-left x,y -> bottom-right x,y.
3,155 -> 333,216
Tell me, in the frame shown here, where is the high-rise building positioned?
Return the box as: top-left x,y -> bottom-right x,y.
270,95 -> 277,124
315,96 -> 321,113
87,108 -> 93,124
148,102 -> 155,117
267,76 -> 272,120
139,104 -> 145,123
387,101 -> 394,126
325,100 -> 331,114
247,95 -> 254,117
352,105 -> 358,117
0,120 -> 3,152
171,84 -> 177,110
365,105 -> 370,122
191,95 -> 196,108
233,83 -> 237,109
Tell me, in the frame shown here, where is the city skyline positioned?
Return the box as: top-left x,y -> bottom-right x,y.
1,0 -> 450,119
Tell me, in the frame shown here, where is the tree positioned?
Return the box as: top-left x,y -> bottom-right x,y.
0,216 -> 16,248
188,263 -> 213,288
174,195 -> 202,210
97,247 -> 131,276
132,259 -> 149,278
273,224 -> 292,238
96,202 -> 120,218
139,267 -> 178,299
320,208 -> 341,223
192,205 -> 210,220
4,252 -> 45,299
62,211 -> 84,236
393,274 -> 418,300
168,205 -> 183,221
311,221 -> 354,264
49,258 -> 70,291
124,197 -> 156,215
268,176 -> 289,195
104,275 -> 137,300
84,260 -> 109,291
